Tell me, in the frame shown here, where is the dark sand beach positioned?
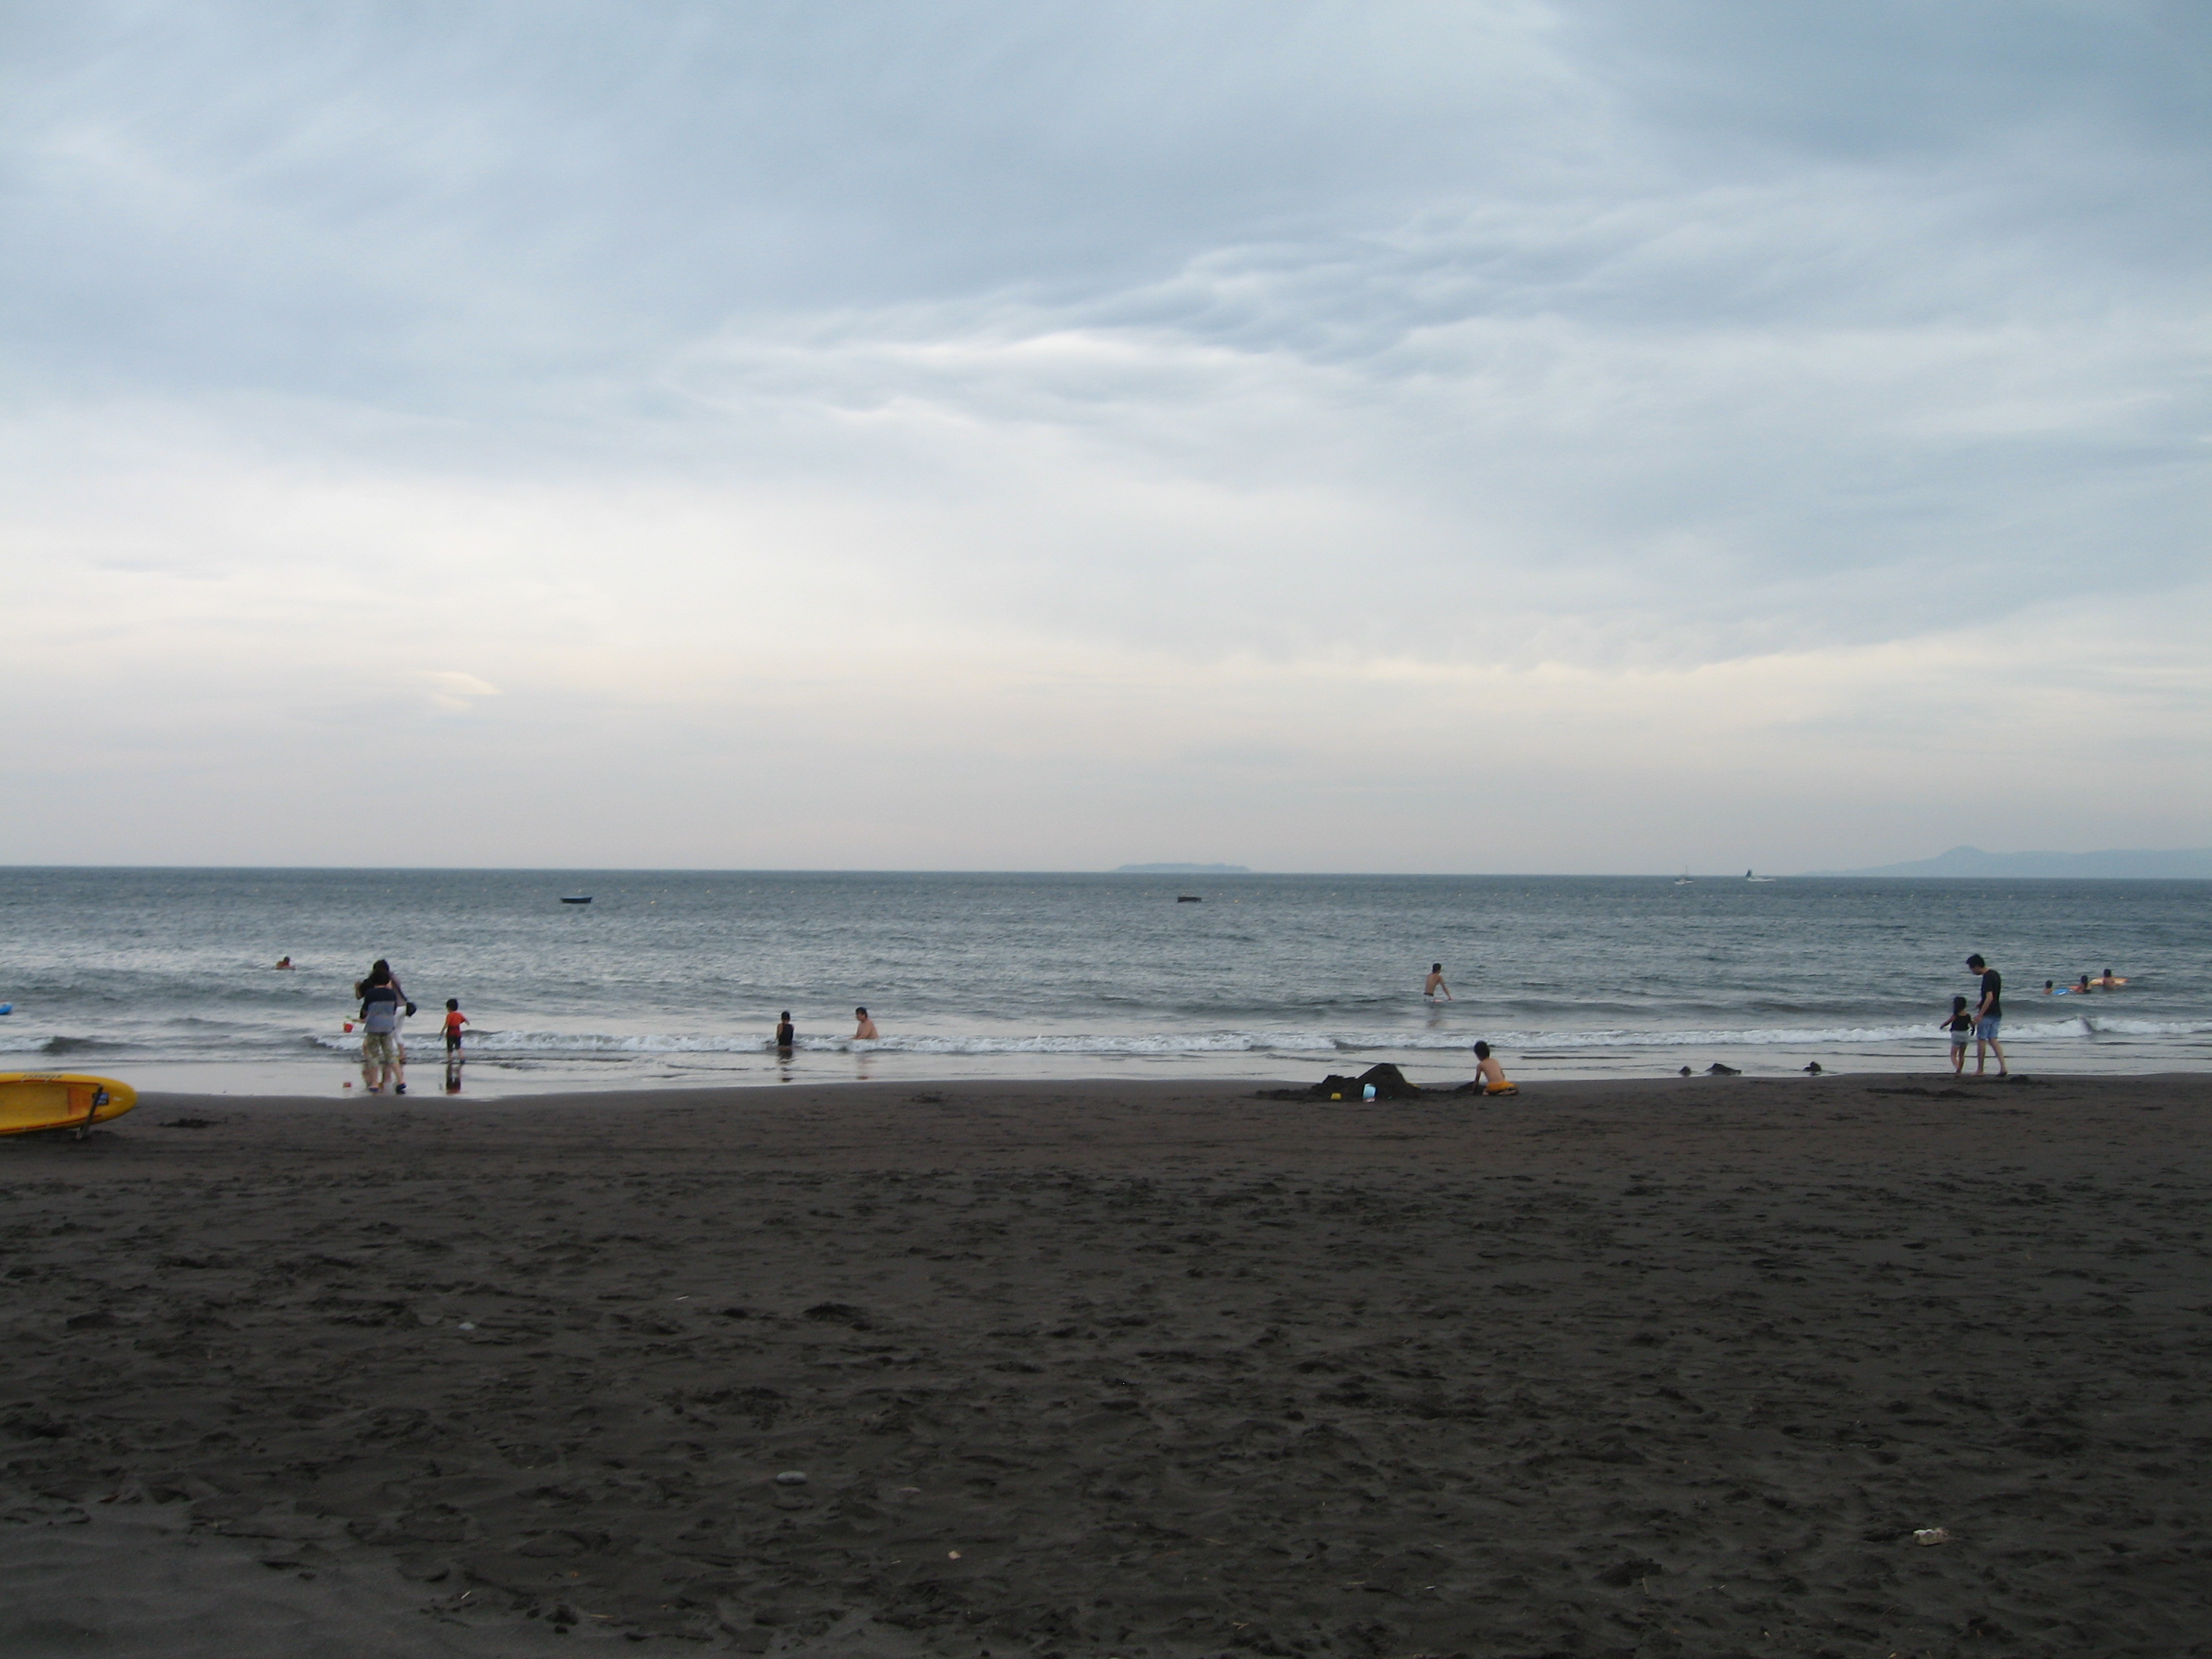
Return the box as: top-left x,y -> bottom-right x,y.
4,1074 -> 2207,1658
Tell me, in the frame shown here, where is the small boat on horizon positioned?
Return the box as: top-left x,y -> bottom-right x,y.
1177,894 -> 1203,902
560,895 -> 593,905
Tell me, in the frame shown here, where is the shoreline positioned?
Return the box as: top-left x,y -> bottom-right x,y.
81,1063 -> 2212,1110
5,1071 -> 2206,1656
24,1028 -> 2206,1102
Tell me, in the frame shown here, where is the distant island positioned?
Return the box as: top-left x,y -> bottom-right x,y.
1115,863 -> 1254,874
1812,845 -> 2212,879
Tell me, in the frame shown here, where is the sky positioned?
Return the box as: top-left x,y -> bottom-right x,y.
2,1 -> 2207,872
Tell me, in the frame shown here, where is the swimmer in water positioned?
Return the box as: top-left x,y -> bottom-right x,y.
1473,1040 -> 1517,1096
275,956 -> 294,970
1424,963 -> 1452,1002
2097,967 -> 2127,988
774,1012 -> 796,1053
853,1007 -> 878,1040
2075,973 -> 2092,994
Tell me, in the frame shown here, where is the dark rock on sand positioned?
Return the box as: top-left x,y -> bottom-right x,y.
1266,1064 -> 1431,1101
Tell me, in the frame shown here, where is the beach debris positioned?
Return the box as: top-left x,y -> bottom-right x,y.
457,1322 -> 476,1331
1912,1527 -> 1951,1547
1707,1063 -> 1742,1076
1803,1061 -> 1823,1074
1596,1555 -> 1665,1587
1678,1066 -> 1693,1076
773,1471 -> 808,1486
947,1550 -> 961,1560
158,1118 -> 215,1129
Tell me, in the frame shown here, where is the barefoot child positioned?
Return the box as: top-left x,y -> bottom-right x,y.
1941,994 -> 1972,1074
442,999 -> 468,1053
1473,1040 -> 1519,1096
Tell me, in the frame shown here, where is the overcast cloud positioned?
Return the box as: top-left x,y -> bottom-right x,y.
2,1 -> 2206,870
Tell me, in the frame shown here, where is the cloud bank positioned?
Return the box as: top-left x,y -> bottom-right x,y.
2,1 -> 2206,868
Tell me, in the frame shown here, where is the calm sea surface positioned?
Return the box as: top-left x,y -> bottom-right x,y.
1,869 -> 2206,1096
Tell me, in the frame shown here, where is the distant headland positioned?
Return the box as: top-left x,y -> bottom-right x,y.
1812,845 -> 2212,879
1115,863 -> 1254,875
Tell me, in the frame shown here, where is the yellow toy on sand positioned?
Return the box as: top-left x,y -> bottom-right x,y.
0,1074 -> 139,1137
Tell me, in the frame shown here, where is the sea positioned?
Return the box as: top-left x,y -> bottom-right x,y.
1,868 -> 2206,1097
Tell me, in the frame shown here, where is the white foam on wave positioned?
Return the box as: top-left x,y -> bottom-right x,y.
308,1028 -> 1339,1057
300,1014 -> 2212,1059
1500,1016 -> 2212,1049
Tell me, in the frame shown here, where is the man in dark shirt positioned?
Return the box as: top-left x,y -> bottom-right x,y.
1964,953 -> 2007,1077
774,1012 -> 796,1055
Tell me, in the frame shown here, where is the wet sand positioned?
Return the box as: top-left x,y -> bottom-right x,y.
3,1073 -> 2208,1658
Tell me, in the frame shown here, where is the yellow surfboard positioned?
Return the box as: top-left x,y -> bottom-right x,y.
0,1074 -> 139,1137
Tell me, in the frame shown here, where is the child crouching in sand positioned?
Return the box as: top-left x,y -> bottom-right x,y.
1941,994 -> 1973,1074
1473,1040 -> 1518,1096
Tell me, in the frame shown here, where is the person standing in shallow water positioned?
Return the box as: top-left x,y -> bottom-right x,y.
356,958 -> 415,1078
774,1011 -> 796,1055
356,966 -> 405,1095
1424,963 -> 1452,1001
1965,953 -> 2007,1077
1941,995 -> 1974,1074
853,1007 -> 878,1040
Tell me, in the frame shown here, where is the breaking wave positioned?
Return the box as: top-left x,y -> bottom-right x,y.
301,1014 -> 2212,1059
0,1033 -> 115,1056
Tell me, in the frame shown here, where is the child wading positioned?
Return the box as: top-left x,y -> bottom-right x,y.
1942,994 -> 1973,1075
442,999 -> 468,1094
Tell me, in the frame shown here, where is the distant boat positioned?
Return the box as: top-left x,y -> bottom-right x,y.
1747,869 -> 1776,882
1177,894 -> 1203,903
560,895 -> 593,905
1674,871 -> 1694,885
